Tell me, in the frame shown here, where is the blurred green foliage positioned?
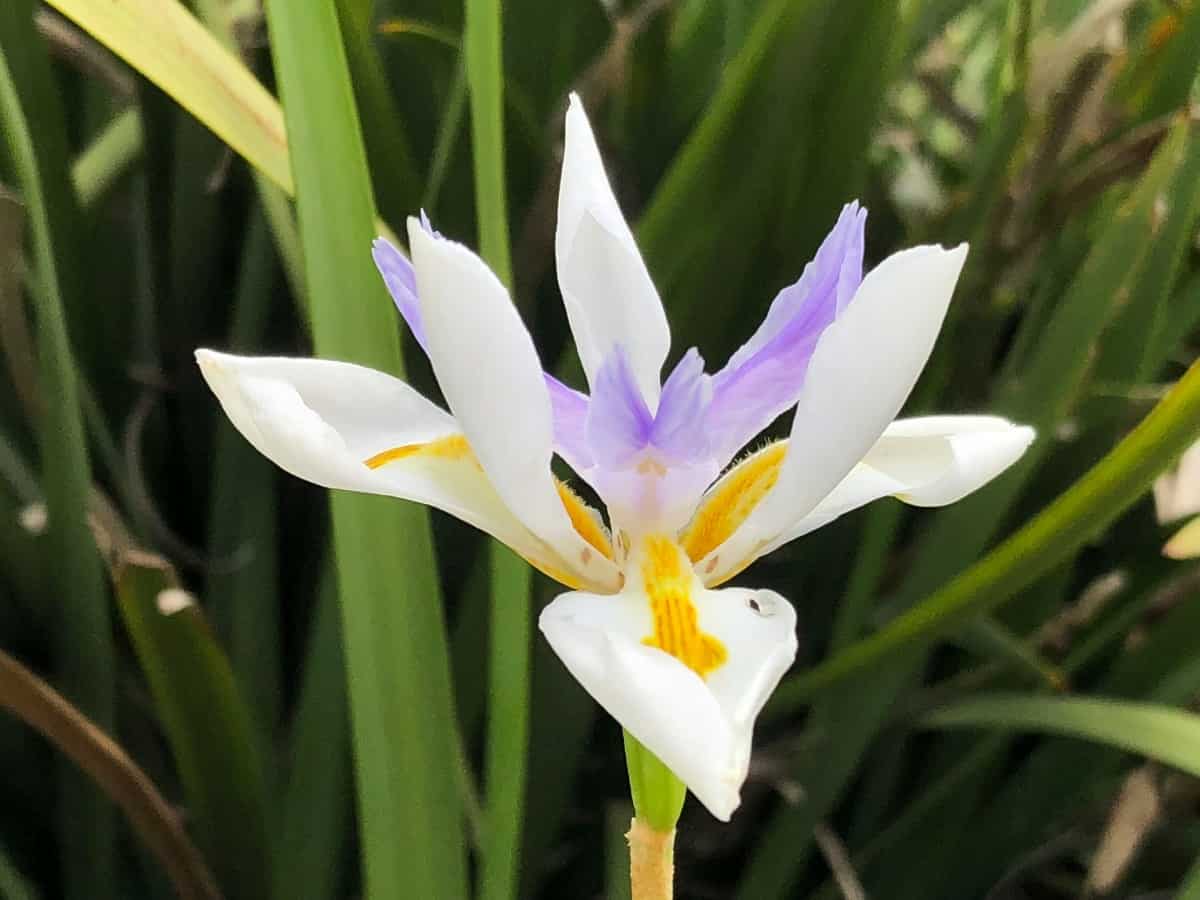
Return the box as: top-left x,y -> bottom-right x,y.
1,0 -> 1200,898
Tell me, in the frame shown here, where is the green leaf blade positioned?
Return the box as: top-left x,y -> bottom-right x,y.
261,0 -> 467,896
113,555 -> 271,900
463,0 -> 531,896
923,693 -> 1200,777
0,8 -> 116,898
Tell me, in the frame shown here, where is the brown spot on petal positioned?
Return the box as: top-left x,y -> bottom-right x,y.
636,457 -> 668,477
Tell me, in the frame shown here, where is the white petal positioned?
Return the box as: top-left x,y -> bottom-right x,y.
409,221 -> 621,590
539,584 -> 797,820
196,351 -> 518,547
1165,515 -> 1200,559
1154,439 -> 1200,524
693,587 -> 799,738
556,94 -> 670,403
711,244 -> 967,567
698,415 -> 1034,581
766,415 -> 1033,547
870,415 -> 1036,506
196,350 -> 610,590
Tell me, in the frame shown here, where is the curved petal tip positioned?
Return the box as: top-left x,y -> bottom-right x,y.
538,583 -> 798,821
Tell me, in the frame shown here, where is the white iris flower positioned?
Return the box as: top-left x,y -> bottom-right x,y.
197,95 -> 1033,822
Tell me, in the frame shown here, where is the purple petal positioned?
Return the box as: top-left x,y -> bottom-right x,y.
707,201 -> 867,460
835,209 -> 865,314
372,237 -> 428,354
546,373 -> 594,471
375,225 -> 598,476
419,209 -> 443,238
586,345 -> 653,468
651,348 -> 711,463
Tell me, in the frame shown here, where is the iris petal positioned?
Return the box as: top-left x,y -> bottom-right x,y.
194,351 -> 612,588
556,94 -> 671,403
546,373 -> 594,471
539,537 -> 797,821
693,413 -> 1031,586
754,243 -> 969,534
706,202 -> 867,463
373,229 -> 602,477
652,348 -> 712,464
409,219 -> 621,590
586,345 -> 654,469
371,237 -> 428,354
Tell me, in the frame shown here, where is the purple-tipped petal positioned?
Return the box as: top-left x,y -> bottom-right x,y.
546,373 -> 594,471
372,237 -> 429,354
835,208 -> 865,315
587,346 -> 653,469
373,223 -> 600,479
652,348 -> 711,464
724,202 -> 866,371
419,209 -> 443,238
706,202 -> 867,461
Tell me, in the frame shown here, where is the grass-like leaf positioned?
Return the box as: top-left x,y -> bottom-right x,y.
0,10 -> 115,897
112,552 -> 270,900
274,567 -> 352,900
463,0 -> 533,896
45,0 -> 291,193
71,109 -> 142,208
204,208 -> 281,745
923,693 -> 1200,777
260,0 -> 467,896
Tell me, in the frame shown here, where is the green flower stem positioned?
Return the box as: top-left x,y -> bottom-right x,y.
623,733 -> 682,898
623,730 -> 686,832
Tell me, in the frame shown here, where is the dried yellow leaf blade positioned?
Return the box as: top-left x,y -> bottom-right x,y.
45,0 -> 293,194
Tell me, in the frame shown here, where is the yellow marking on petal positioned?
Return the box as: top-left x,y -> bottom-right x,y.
366,437 -> 610,588
640,536 -> 726,678
364,434 -> 476,469
555,481 -> 614,561
679,441 -> 787,566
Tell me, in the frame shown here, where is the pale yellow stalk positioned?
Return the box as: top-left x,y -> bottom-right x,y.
627,817 -> 675,900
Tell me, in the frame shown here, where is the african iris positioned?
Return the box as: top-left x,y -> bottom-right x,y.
196,94 -> 1034,821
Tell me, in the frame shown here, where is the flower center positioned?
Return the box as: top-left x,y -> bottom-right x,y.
637,535 -> 727,678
